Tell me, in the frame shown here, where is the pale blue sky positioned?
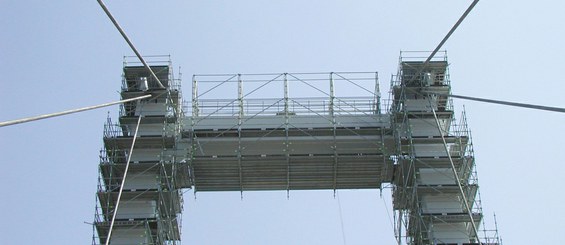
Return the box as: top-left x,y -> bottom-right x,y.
1,1 -> 564,244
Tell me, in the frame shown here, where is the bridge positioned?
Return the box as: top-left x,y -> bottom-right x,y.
93,53 -> 498,245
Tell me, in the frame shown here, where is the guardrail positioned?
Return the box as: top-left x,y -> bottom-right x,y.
187,96 -> 379,117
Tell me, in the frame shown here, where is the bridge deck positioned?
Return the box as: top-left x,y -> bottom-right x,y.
183,114 -> 394,192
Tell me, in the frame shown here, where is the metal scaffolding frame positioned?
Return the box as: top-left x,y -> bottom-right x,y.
185,72 -> 392,193
91,54 -> 501,244
92,56 -> 190,245
389,51 -> 500,245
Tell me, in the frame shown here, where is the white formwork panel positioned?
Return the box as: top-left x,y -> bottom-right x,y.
408,118 -> 451,137
124,172 -> 158,190
419,168 -> 456,185
115,200 -> 157,220
429,223 -> 471,245
110,227 -> 151,245
123,123 -> 165,136
130,149 -> 162,162
420,193 -> 464,214
413,144 -> 448,157
404,98 -> 438,111
137,102 -> 170,116
412,143 -> 465,157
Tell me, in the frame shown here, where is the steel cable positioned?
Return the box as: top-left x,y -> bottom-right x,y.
0,95 -> 151,128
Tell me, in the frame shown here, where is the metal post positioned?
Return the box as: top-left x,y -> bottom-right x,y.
238,74 -> 244,118
329,72 -> 335,116
284,73 -> 291,197
281,73 -> 288,114
237,74 -> 244,196
374,72 -> 381,114
192,75 -> 199,118
330,73 -> 338,193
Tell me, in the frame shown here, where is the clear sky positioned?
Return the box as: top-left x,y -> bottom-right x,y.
1,1 -> 564,244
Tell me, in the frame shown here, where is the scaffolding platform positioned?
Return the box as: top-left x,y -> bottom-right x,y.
185,72 -> 393,192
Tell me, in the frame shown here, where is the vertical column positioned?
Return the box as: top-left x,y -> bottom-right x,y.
94,62 -> 188,245
330,73 -> 338,192
283,73 -> 291,196
237,74 -> 244,195
374,72 -> 380,114
192,75 -> 199,118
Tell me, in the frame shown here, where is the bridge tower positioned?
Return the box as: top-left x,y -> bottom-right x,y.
93,57 -> 190,244
390,52 -> 489,244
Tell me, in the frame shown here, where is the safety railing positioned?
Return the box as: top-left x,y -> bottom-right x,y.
190,72 -> 381,117
103,116 -> 123,138
121,55 -> 182,92
480,214 -> 503,245
399,50 -> 448,62
189,96 -> 379,118
391,73 -> 451,87
123,55 -> 172,67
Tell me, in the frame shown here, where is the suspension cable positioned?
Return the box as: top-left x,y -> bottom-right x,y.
96,0 -> 165,89
426,92 -> 565,113
105,112 -> 143,245
423,0 -> 479,66
405,0 -> 480,85
0,94 -> 151,128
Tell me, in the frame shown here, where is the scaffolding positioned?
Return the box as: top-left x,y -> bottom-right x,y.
389,51 -> 501,245
185,72 -> 393,193
91,54 -> 501,244
92,56 -> 190,245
